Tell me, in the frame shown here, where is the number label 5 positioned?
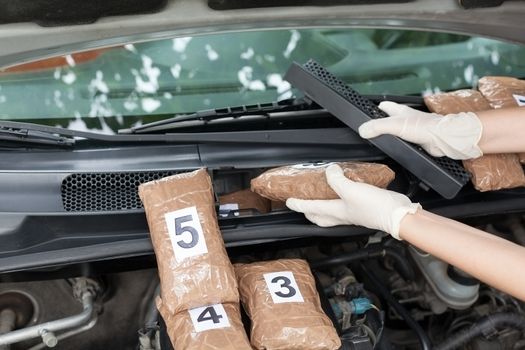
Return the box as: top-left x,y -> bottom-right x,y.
165,206 -> 208,262
188,304 -> 231,332
263,271 -> 304,303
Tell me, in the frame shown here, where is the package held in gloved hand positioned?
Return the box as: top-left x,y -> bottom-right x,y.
235,259 -> 341,350
250,162 -> 395,202
424,89 -> 525,192
158,299 -> 252,350
138,169 -> 239,315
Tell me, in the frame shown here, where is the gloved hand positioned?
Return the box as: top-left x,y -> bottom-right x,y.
358,101 -> 483,160
286,164 -> 421,240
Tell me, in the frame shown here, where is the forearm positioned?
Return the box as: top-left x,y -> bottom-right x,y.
399,209 -> 525,301
477,107 -> 525,154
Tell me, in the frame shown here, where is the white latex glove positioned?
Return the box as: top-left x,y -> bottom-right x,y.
286,164 -> 421,240
358,101 -> 483,160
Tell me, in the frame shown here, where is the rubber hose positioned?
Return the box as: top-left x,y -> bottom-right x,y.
310,245 -> 415,281
435,312 -> 525,350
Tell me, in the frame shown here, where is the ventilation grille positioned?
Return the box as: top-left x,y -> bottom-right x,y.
302,59 -> 471,184
61,171 -> 182,212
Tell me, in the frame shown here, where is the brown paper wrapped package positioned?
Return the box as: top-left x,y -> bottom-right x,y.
478,76 -> 525,163
235,259 -> 341,350
424,89 -> 525,191
219,189 -> 271,214
138,169 -> 238,314
157,299 -> 252,350
250,162 -> 395,202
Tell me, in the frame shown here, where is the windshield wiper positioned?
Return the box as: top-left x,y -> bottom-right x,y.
119,98 -> 318,134
118,95 -> 424,134
0,125 -> 75,147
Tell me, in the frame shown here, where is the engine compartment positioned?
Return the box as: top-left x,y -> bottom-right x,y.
0,213 -> 524,349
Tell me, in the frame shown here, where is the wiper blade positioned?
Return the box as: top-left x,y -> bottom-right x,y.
119,98 -> 318,134
0,125 -> 75,147
119,95 -> 424,135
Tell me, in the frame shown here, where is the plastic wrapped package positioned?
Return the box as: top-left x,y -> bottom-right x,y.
219,189 -> 271,215
478,76 -> 525,163
477,76 -> 525,109
138,169 -> 238,315
157,299 -> 252,350
235,259 -> 341,350
250,162 -> 395,202
424,90 -> 525,191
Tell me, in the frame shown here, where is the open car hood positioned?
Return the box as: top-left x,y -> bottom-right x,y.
0,0 -> 524,68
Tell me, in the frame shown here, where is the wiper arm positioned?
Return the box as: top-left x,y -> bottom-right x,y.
119,98 -> 318,134
0,125 -> 75,147
118,95 -> 424,135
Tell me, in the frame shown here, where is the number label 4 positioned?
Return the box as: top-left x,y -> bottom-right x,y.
165,206 -> 208,262
188,304 -> 231,332
263,271 -> 304,304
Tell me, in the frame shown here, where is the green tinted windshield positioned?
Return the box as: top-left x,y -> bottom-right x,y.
1,28 -> 525,133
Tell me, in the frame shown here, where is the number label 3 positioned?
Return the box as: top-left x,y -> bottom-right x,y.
165,206 -> 208,262
264,271 -> 304,304
188,304 -> 231,332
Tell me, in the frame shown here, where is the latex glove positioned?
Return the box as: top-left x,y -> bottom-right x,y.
358,101 -> 483,160
286,164 -> 421,240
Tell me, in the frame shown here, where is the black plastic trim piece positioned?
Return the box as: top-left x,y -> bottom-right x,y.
284,60 -> 470,199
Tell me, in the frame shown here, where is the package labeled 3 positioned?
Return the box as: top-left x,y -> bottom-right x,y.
138,169 -> 238,314
235,259 -> 341,350
478,76 -> 525,163
424,89 -> 525,191
158,299 -> 252,350
251,161 -> 395,202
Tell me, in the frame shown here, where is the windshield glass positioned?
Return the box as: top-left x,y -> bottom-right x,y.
1,28 -> 525,133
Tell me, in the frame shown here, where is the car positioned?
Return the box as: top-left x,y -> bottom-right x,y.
0,0 -> 524,349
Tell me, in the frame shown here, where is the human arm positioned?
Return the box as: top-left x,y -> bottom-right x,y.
286,164 -> 525,301
358,102 -> 525,159
400,209 -> 525,301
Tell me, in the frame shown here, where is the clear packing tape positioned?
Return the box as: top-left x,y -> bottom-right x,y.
235,259 -> 341,350
424,89 -> 525,192
250,161 -> 395,202
478,76 -> 525,164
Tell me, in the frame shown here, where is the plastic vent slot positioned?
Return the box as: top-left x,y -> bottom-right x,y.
61,171 -> 182,212
284,60 -> 471,198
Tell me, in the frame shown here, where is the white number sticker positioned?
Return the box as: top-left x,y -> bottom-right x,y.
165,206 -> 208,262
219,203 -> 239,218
512,94 -> 525,106
263,271 -> 304,304
188,304 -> 231,332
291,162 -> 334,169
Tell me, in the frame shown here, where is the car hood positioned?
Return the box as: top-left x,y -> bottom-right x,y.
0,0 -> 524,69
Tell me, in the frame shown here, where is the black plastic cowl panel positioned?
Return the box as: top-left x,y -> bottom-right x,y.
0,0 -> 168,26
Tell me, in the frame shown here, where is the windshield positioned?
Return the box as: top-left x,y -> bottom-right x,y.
1,28 -> 525,133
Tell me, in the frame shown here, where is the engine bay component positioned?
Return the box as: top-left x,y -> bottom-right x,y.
424,89 -> 525,192
250,161 -> 394,202
235,259 -> 341,350
409,248 -> 479,310
138,169 -> 239,315
0,278 -> 98,347
157,301 -> 251,350
284,59 -> 471,199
